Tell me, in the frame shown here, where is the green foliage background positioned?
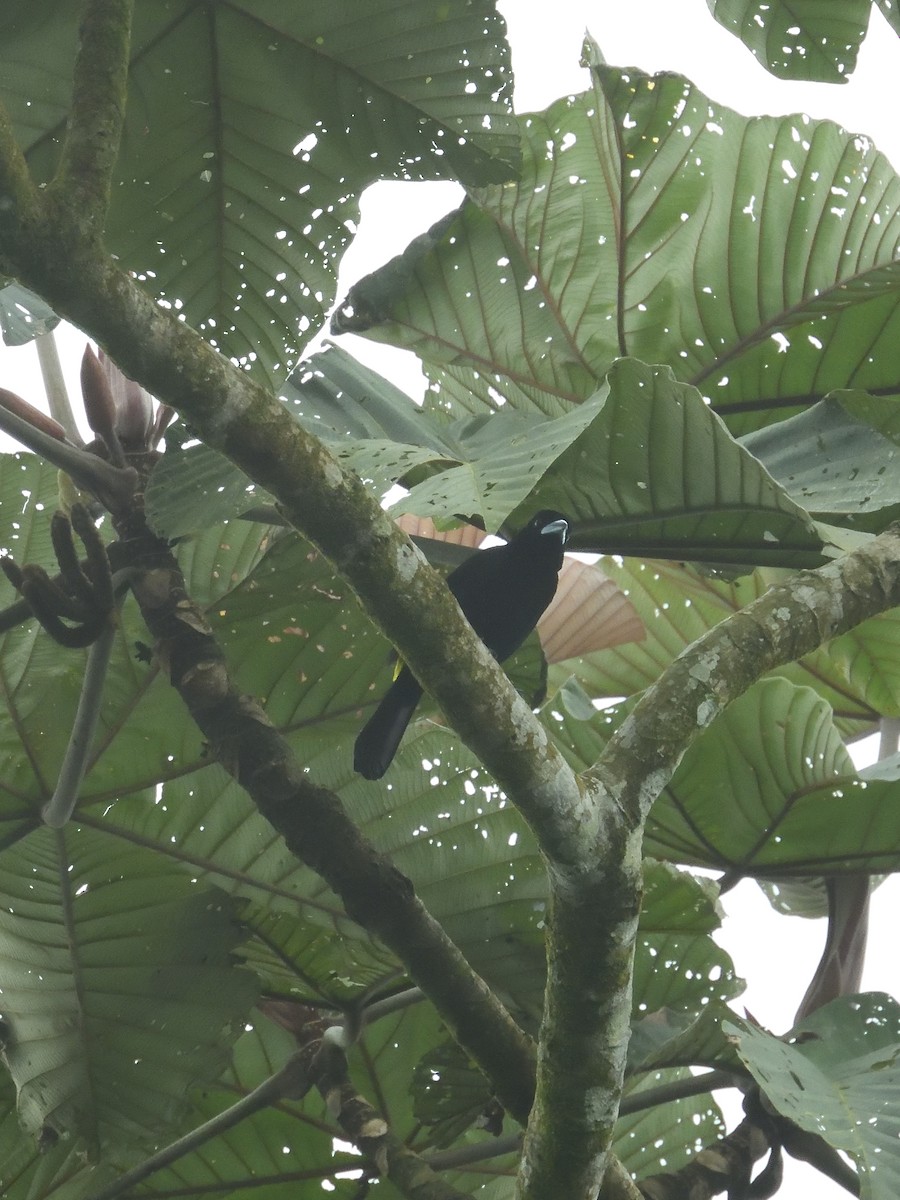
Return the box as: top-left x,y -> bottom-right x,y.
1,2 -> 900,1198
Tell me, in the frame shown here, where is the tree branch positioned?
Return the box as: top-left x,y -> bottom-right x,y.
0,102 -> 39,261
793,716 -> 899,1021
0,64 -> 560,1139
50,0 -> 132,236
0,200 -> 618,1176
518,835 -> 642,1197
0,106 -> 608,1183
637,1115 -> 773,1200
618,1070 -> 739,1117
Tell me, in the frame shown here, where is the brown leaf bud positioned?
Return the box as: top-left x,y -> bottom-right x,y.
0,388 -> 67,441
80,345 -> 117,440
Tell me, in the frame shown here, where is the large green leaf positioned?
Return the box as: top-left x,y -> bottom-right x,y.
392,393 -> 604,532
706,0 -> 872,82
104,726 -> 738,1030
826,607 -> 900,718
0,283 -> 59,346
282,343 -> 457,449
341,748 -> 737,1022
412,867 -> 736,1166
174,511 -> 278,609
616,1069 -> 724,1182
880,0 -> 900,35
145,436 -> 455,538
144,443 -> 275,540
153,355 -> 827,562
2,1 -> 517,384
145,341 -> 463,536
238,906 -> 398,1002
0,827 -> 257,1156
633,863 -> 741,1017
508,359 -> 823,564
726,994 -> 900,1200
96,767 -> 329,919
177,1016 -> 515,1200
412,1052 -> 728,1186
336,52 -> 900,445
742,391 -> 900,531
0,1068 -> 108,1200
391,358 -> 826,560
411,1038 -> 497,1149
648,677 -> 900,874
627,1002 -> 745,1078
94,751 -> 738,1190
151,343 -> 841,567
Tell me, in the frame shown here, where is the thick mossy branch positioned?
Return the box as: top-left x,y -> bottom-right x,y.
518,823 -> 643,1198
51,0 -> 132,236
0,16 -> 559,1141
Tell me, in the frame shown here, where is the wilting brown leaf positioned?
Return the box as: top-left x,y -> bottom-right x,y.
538,558 -> 644,663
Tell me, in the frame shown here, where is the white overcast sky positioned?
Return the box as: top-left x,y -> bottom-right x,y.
1,5 -> 899,1194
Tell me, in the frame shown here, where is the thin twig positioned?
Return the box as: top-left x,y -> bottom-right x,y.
425,1132 -> 522,1170
42,565 -> 134,826
42,618 -> 115,827
363,987 -> 423,1026
619,1069 -> 741,1117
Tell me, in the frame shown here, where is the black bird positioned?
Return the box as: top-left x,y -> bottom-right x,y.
353,510 -> 570,780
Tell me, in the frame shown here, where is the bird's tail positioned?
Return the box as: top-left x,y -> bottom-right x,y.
353,674 -> 422,780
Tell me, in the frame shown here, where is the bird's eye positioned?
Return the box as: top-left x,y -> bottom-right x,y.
541,518 -> 569,542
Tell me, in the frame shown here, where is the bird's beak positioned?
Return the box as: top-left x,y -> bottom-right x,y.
541,518 -> 569,543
